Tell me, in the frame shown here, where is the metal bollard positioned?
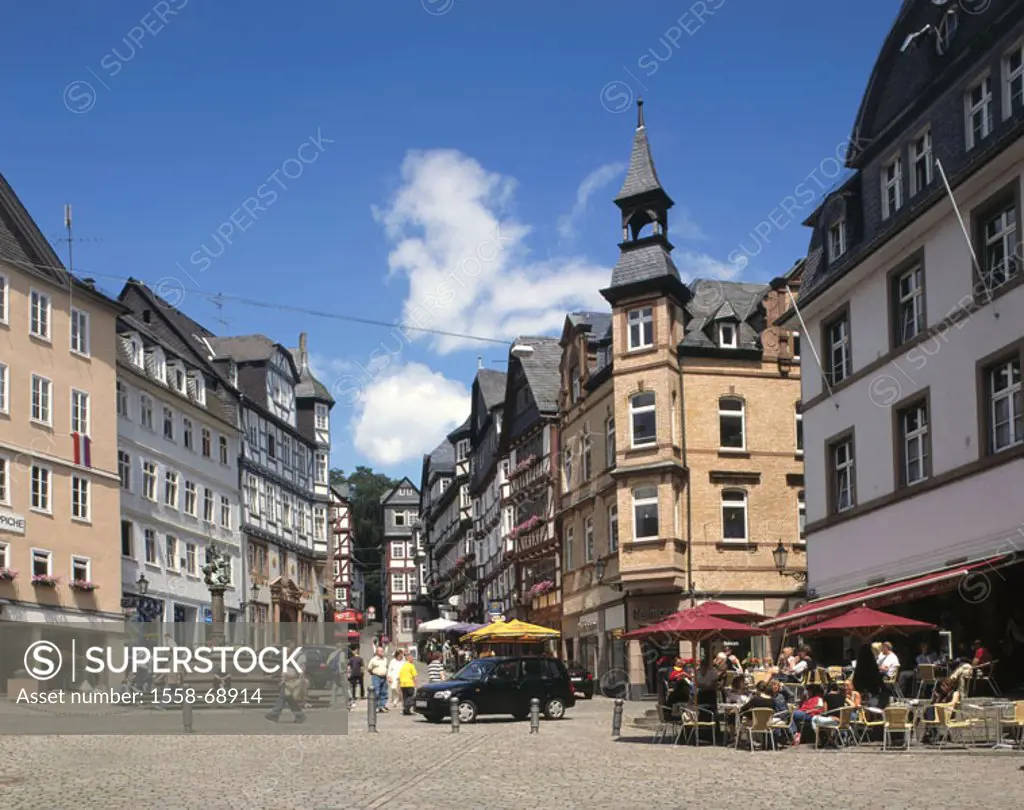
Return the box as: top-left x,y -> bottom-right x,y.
367,689 -> 377,732
182,701 -> 193,733
449,697 -> 460,733
612,698 -> 624,737
530,697 -> 540,734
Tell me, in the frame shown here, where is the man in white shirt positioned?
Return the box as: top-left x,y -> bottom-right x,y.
367,646 -> 389,712
878,642 -> 900,679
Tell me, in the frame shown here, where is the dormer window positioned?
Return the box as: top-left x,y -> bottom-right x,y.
910,129 -> 933,197
881,155 -> 903,220
718,323 -> 737,349
189,371 -> 206,406
147,348 -> 166,383
966,75 -> 993,150
1005,44 -> 1024,119
828,219 -> 847,262
174,365 -> 187,394
627,307 -> 654,351
228,362 -> 238,388
127,334 -> 143,368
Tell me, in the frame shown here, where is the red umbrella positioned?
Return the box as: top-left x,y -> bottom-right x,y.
692,600 -> 765,623
795,606 -> 936,639
624,604 -> 765,643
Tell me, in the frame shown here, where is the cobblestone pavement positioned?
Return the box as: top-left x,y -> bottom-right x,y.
0,698 -> 1021,809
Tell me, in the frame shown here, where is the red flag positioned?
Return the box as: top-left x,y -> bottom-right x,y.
72,433 -> 80,465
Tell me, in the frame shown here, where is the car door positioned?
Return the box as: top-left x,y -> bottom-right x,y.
479,659 -> 520,715
519,658 -> 550,713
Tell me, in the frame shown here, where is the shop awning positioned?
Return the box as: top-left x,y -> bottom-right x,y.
760,554 -> 1012,632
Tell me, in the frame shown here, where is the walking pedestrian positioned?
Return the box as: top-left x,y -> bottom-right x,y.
367,646 -> 389,712
348,647 -> 365,703
399,653 -> 418,715
387,650 -> 405,709
427,652 -> 445,683
326,641 -> 347,709
265,648 -> 307,724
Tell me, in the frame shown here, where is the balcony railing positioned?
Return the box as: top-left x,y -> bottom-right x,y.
503,456 -> 550,504
515,523 -> 555,559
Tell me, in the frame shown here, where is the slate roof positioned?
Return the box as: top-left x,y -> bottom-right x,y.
426,438 -> 456,473
380,477 -> 419,505
614,102 -> 672,204
609,241 -> 681,289
206,335 -> 278,363
331,483 -> 351,500
476,368 -> 507,410
681,279 -> 769,351
447,415 -> 472,442
513,336 -> 562,414
566,311 -> 612,343
287,346 -> 335,403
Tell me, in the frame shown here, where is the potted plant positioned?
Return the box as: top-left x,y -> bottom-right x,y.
0,567 -> 17,582
31,574 -> 60,587
70,580 -> 99,592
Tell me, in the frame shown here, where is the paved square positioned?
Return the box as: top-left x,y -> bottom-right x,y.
0,698 -> 1021,808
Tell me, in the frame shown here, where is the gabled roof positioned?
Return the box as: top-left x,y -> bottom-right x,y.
331,482 -> 351,500
426,438 -> 456,473
681,279 -> 769,352
447,415 -> 471,442
614,101 -> 673,204
380,477 -> 419,505
207,335 -> 300,379
512,336 -> 562,414
566,311 -> 612,344
476,368 -> 507,410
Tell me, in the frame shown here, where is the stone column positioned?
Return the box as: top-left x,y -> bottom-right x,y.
208,586 -> 226,647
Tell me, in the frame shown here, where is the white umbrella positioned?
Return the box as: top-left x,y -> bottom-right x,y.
417,618 -> 458,634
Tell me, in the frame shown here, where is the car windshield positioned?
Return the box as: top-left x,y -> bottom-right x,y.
451,661 -> 493,682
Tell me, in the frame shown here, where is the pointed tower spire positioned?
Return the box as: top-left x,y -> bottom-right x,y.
615,99 -> 671,204
637,97 -> 645,129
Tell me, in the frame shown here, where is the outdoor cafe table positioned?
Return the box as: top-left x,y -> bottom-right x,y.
963,701 -> 1016,749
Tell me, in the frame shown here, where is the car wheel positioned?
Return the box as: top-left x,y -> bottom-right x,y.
457,700 -> 478,723
544,698 -> 566,720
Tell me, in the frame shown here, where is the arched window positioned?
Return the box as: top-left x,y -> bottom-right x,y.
718,397 -> 745,451
721,490 -> 748,543
630,392 -> 656,447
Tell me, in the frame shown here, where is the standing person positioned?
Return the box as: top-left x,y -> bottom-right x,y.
387,650 -> 405,709
367,646 -> 389,712
348,647 -> 365,703
427,652 -> 445,683
265,648 -> 307,724
852,643 -> 883,706
327,641 -> 347,709
398,653 -> 418,715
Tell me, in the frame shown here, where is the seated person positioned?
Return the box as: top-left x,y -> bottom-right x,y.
810,681 -> 848,742
921,677 -> 959,742
782,649 -> 810,683
843,680 -> 862,708
665,675 -> 691,710
724,675 -> 749,706
789,684 -> 825,744
768,678 -> 793,715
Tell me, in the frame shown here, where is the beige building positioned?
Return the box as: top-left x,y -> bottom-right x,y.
559,103 -> 805,699
0,174 -> 125,635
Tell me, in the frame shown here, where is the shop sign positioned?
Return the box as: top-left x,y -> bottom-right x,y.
627,596 -> 680,629
578,613 -> 598,632
0,510 -> 26,535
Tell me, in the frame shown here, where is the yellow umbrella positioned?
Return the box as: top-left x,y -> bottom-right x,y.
460,619 -> 561,643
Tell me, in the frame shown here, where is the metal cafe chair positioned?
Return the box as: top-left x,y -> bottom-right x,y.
814,706 -> 858,749
678,704 -> 718,747
882,706 -> 912,751
915,664 -> 938,699
735,708 -> 776,751
652,704 -> 682,744
968,661 -> 1002,698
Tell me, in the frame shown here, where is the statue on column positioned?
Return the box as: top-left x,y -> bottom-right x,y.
202,544 -> 231,589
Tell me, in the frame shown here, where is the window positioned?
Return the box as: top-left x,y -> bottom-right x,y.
201,428 -> 211,458
795,406 -> 803,455
627,307 -> 654,350
893,264 -> 925,345
163,407 -> 174,440
118,451 -> 131,491
71,389 -> 90,436
166,535 -> 179,570
400,612 -> 415,632
315,507 -> 327,540
721,490 -> 748,543
791,332 -> 801,361
219,435 -> 229,464
608,503 -> 619,554
144,528 -> 157,564
456,439 -> 470,461
0,457 -> 7,504
30,375 -> 52,425
183,418 -> 194,450
584,516 -> 594,563
30,465 -> 51,512
267,433 -> 276,460
824,310 -> 851,385
392,573 -> 406,593
0,274 -> 6,323
246,475 -> 259,516
228,362 -> 238,388
827,219 -> 846,262
121,520 -> 133,557
881,154 -> 903,220
718,397 -> 745,451
632,486 -> 659,540
797,491 -> 806,540
174,365 -> 186,394
630,391 -> 656,447
143,461 -> 157,501
910,129 -> 933,196
315,403 -> 329,430
29,289 -> 51,339
32,549 -> 52,577
391,541 -> 404,560
829,435 -> 856,514
966,76 -> 993,150
164,471 -> 179,508
185,481 -> 197,516
220,496 -> 231,528
569,364 -> 580,404
0,362 -> 7,414
116,381 -> 129,417
71,555 -> 90,583
562,445 -> 573,492
141,395 -> 154,430
394,511 -> 406,527
127,335 -> 143,367
605,417 -> 615,468
203,487 -> 214,522
316,453 -> 328,484
582,432 -> 592,482
979,201 -> 1019,292
986,357 -> 1022,453
70,308 -> 90,355
185,543 -> 197,575
1005,44 -> 1024,119
718,323 -> 737,349
564,526 -> 574,571
897,399 -> 931,486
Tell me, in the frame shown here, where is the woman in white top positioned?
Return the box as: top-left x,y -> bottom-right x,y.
387,651 -> 405,709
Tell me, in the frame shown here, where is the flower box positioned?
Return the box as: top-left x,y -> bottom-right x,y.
0,568 -> 18,582
527,579 -> 555,598
70,580 -> 99,592
31,574 -> 60,587
508,455 -> 538,479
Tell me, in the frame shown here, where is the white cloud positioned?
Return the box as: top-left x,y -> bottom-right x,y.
309,353 -> 354,381
557,162 -> 625,241
351,362 -> 470,465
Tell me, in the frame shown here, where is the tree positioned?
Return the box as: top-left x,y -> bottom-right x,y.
331,466 -> 399,613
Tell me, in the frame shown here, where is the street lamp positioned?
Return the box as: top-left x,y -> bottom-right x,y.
135,573 -> 149,596
772,540 -> 807,583
595,558 -> 606,582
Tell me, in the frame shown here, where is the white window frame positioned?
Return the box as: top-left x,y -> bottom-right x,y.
0,362 -> 8,415
828,219 -> 847,262
718,397 -> 746,452
797,490 -> 806,542
31,548 -> 53,577
0,456 -> 7,506
564,526 -> 574,571
608,503 -> 618,554
584,516 -> 594,563
721,489 -> 748,544
30,464 -> 51,514
316,453 -> 328,485
632,486 -> 659,541
164,470 -> 178,508
118,450 -> 131,491
718,323 -> 737,349
833,438 -> 855,513
219,435 -> 229,465
315,403 -> 330,430
989,358 -> 1022,453
910,129 -> 933,196
116,380 -> 129,418
140,395 -> 154,430
71,389 -> 90,436
183,418 -> 194,451
29,289 -> 51,341
203,487 -> 214,523
562,445 -> 573,493
881,154 -> 903,220
1004,42 -> 1024,120
184,481 -> 197,517
165,535 -> 179,571
391,541 -> 404,560
220,495 -> 231,529
582,432 -> 592,482
627,307 -> 654,351
392,573 -> 406,593
30,374 -> 52,426
900,402 -> 930,486
605,416 -> 615,468
629,391 -> 656,448
795,407 -> 803,456
0,273 -> 7,324
981,202 -> 1020,292
791,331 -> 801,362
143,461 -> 157,501
144,528 -> 157,564
827,314 -> 850,384
70,307 -> 90,356
163,407 -> 175,441
896,265 -> 925,344
201,427 -> 211,458
0,540 -> 8,569
966,74 -> 993,150
185,543 -> 198,575
71,475 -> 90,522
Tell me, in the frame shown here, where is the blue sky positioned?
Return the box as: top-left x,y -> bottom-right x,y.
1,0 -> 897,482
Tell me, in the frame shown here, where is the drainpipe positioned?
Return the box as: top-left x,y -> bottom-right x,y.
679,372 -> 694,608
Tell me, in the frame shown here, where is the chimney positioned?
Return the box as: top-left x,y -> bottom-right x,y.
477,355 -> 483,370
298,332 -> 309,372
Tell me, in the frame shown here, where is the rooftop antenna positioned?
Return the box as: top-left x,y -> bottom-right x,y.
64,204 -> 74,274
211,292 -> 229,331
